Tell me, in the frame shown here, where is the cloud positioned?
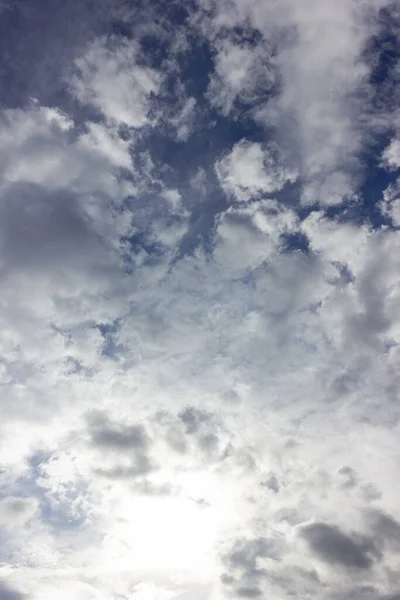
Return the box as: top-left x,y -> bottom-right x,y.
206,37 -> 276,116
0,1 -> 399,599
221,535 -> 283,598
89,415 -> 150,451
198,0 -> 399,206
0,583 -> 26,600
0,497 -> 39,527
366,509 -> 400,550
70,36 -> 161,127
215,140 -> 297,200
86,413 -> 155,479
380,179 -> 400,226
300,522 -> 379,569
382,137 -> 400,171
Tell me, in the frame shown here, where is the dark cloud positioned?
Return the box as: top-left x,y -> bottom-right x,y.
0,497 -> 38,526
236,586 -> 262,598
91,423 -> 149,451
333,587 -> 400,600
301,522 -> 380,569
261,474 -> 280,493
88,412 -> 149,449
2,499 -> 30,516
361,483 -> 382,502
0,582 -> 25,600
88,413 -> 154,478
176,406 -> 227,459
338,466 -> 358,489
227,538 -> 271,574
178,406 -> 212,434
367,509 -> 400,549
0,184 -> 101,274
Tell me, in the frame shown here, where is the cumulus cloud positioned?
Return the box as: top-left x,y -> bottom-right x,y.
215,140 -> 297,200
207,37 -> 276,116
382,137 -> 400,171
198,0 -> 399,205
70,36 -> 161,127
380,179 -> 400,226
0,0 -> 399,599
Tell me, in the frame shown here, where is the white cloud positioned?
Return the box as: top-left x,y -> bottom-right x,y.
212,200 -> 298,275
199,0 -> 394,206
382,137 -> 400,171
71,37 -> 161,127
216,140 -> 297,200
0,4 -> 399,600
207,39 -> 276,116
380,178 -> 400,226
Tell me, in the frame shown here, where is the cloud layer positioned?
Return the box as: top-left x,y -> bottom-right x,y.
0,1 -> 399,599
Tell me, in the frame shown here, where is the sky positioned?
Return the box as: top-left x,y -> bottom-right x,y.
0,0 -> 399,599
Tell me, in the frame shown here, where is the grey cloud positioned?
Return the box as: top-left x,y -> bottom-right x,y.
0,184 -> 100,273
0,497 -> 38,526
301,522 -> 380,569
329,371 -> 359,398
346,260 -> 392,351
338,466 -> 358,489
0,582 -> 25,600
91,423 -> 149,451
88,413 -> 154,478
266,566 -> 321,599
333,587 -> 400,600
221,535 -> 283,596
164,425 -> 188,454
95,459 -> 153,479
227,537 -> 280,572
220,574 -> 235,586
236,586 -> 262,598
367,510 -> 400,550
2,498 -> 31,516
197,433 -> 219,453
178,406 -> 212,434
88,412 -> 149,450
361,483 -> 382,502
177,406 -> 226,459
134,480 -> 177,497
0,1 -> 399,598
261,474 -> 280,493
336,466 -> 382,500
206,35 -> 277,119
155,408 -> 227,461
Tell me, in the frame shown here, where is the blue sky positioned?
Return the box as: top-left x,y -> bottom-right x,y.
0,1 -> 399,599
